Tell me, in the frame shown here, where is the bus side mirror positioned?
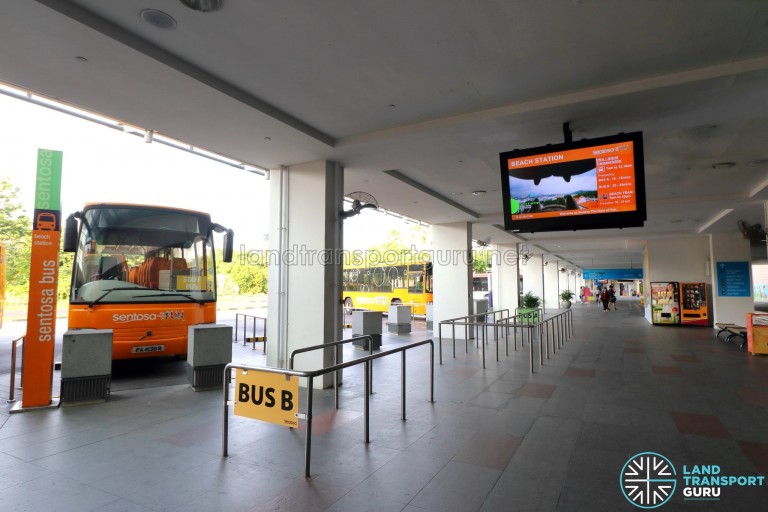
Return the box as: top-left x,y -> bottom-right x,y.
222,229 -> 234,263
63,214 -> 78,252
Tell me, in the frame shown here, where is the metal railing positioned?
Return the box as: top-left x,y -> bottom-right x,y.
289,335 -> 375,408
7,336 -> 23,403
223,338 -> 435,478
437,308 -> 573,372
234,313 -> 267,351
434,309 -> 510,351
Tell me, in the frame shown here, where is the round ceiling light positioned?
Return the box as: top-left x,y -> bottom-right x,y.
711,161 -> 736,169
140,9 -> 177,29
472,190 -> 487,196
179,0 -> 223,12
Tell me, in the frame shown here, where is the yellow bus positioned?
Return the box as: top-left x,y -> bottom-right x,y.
342,257 -> 433,315
63,203 -> 233,360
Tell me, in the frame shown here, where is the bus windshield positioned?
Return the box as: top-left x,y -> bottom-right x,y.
69,205 -> 216,304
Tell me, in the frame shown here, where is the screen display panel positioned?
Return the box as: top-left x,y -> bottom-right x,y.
499,132 -> 646,232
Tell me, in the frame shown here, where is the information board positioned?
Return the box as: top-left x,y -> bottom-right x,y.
716,261 -> 750,297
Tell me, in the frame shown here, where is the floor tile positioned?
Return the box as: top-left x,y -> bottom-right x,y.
671,411 -> 731,439
564,367 -> 596,378
517,383 -> 557,399
653,365 -> 684,376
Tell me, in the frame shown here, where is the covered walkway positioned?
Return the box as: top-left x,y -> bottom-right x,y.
1,301 -> 767,511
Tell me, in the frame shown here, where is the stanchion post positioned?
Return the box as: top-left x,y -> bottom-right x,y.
222,366 -> 230,457
401,351 -> 406,420
305,375 -> 314,478
364,362 -> 371,444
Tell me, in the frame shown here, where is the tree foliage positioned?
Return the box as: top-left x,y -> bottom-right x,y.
218,249 -> 268,294
472,248 -> 491,273
0,177 -> 32,298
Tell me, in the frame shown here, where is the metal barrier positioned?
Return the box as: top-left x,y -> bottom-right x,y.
289,335 -> 375,408
223,338 -> 435,478
234,313 -> 267,351
7,336 -> 23,403
435,309 -> 510,360
437,308 -> 573,372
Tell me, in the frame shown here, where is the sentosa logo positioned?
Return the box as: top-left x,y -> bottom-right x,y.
112,311 -> 185,323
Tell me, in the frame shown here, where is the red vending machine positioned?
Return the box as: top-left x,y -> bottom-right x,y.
680,282 -> 709,326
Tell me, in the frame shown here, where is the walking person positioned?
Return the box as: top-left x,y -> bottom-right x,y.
600,287 -> 610,312
609,284 -> 617,310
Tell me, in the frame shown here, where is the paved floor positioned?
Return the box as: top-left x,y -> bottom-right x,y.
1,299 -> 767,511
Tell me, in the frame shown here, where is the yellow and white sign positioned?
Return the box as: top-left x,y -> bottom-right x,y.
176,275 -> 204,290
234,370 -> 299,428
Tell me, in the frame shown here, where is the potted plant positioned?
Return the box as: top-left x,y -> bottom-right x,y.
559,289 -> 574,309
518,291 -> 541,323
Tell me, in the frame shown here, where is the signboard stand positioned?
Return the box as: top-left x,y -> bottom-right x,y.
13,149 -> 63,413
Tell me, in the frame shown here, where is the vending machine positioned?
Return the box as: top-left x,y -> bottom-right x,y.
650,282 -> 680,325
680,282 -> 709,326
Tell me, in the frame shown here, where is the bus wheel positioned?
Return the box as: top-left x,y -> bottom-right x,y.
391,298 -> 403,306
344,298 -> 353,311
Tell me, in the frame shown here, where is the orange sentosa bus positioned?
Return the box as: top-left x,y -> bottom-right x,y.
63,203 -> 233,359
342,257 -> 433,315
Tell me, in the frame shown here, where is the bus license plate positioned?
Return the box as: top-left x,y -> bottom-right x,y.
132,345 -> 165,354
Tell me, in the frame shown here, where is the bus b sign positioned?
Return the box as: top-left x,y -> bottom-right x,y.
234,370 -> 299,428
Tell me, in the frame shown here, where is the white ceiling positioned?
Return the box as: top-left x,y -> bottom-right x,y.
3,0 -> 768,270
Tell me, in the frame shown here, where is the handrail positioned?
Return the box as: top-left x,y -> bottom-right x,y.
234,313 -> 267,351
436,308 -> 511,347
223,338 -> 435,478
7,336 -> 23,403
436,308 -> 573,372
289,335 -> 374,408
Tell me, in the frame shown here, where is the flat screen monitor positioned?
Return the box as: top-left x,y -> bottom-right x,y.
499,131 -> 646,233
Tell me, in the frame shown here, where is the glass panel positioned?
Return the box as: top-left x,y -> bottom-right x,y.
408,265 -> 424,294
70,206 -> 215,304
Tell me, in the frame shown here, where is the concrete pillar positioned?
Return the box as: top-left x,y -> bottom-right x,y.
490,243 -> 519,314
543,260 -> 559,308
432,222 -> 472,339
520,252 -> 544,311
267,161 -> 343,388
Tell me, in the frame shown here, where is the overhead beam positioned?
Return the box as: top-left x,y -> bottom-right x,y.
383,170 -> 480,219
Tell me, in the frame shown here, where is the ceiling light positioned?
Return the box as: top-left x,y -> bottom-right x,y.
179,0 -> 223,12
75,56 -> 88,63
711,162 -> 735,169
749,158 -> 768,166
472,190 -> 486,196
140,9 -> 177,29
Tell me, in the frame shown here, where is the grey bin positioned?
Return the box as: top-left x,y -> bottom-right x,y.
352,310 -> 382,350
387,305 -> 412,334
187,324 -> 233,391
60,329 -> 113,405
